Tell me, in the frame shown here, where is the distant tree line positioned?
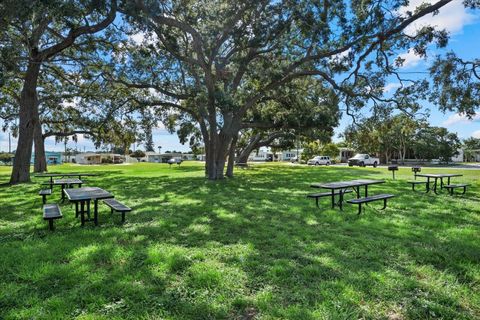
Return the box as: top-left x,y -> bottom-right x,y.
343,111 -> 462,164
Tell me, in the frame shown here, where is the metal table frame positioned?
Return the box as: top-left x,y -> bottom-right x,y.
310,179 -> 386,210
64,187 -> 114,226
36,173 -> 96,188
53,178 -> 83,201
415,173 -> 462,194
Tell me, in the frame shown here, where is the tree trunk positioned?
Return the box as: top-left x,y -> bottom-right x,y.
33,123 -> 47,173
226,135 -> 237,178
10,61 -> 41,184
236,134 -> 263,164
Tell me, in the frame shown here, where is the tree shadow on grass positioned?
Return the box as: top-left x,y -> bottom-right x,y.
0,165 -> 479,319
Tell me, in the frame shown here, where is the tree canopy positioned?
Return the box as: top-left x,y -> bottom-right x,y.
1,0 -> 479,183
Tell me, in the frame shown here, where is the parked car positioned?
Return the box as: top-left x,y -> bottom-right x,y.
348,154 -> 379,167
307,156 -> 331,166
167,158 -> 182,165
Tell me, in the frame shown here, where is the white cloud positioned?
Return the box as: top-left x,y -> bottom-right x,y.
129,31 -> 158,45
400,0 -> 477,35
383,82 -> 402,93
443,113 -> 480,126
397,49 -> 424,68
472,130 -> 480,139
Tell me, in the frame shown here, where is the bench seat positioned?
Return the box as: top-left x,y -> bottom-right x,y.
347,194 -> 395,215
307,189 -> 352,208
39,189 -> 52,204
43,204 -> 62,230
103,199 -> 131,222
443,184 -> 468,195
407,180 -> 427,191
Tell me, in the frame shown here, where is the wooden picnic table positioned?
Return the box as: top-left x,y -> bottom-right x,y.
310,179 -> 385,210
63,187 -> 114,226
415,173 -> 463,194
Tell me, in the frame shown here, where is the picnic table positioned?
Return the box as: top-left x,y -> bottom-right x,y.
53,178 -> 83,201
310,179 -> 385,210
63,187 -> 114,226
36,173 -> 97,188
415,173 -> 462,194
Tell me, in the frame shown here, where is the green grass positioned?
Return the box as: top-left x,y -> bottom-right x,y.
0,162 -> 479,319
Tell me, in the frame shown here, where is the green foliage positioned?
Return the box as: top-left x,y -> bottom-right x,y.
130,150 -> 146,159
429,53 -> 480,117
0,163 -> 479,318
0,152 -> 13,164
321,143 -> 340,158
414,127 -> 461,162
301,141 -> 323,161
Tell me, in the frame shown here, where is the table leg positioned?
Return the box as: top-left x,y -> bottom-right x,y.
339,189 -> 344,210
433,178 -> 439,194
80,201 -> 85,226
355,186 -> 360,198
86,200 -> 91,219
365,185 -> 368,198
61,184 -> 65,202
425,177 -> 430,193
75,202 -> 79,218
94,200 -> 98,226
331,189 -> 335,209
447,177 -> 451,187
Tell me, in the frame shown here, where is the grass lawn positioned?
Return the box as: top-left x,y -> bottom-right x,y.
0,162 -> 479,319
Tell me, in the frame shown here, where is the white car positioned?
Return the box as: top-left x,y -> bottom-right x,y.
307,156 -> 331,166
348,154 -> 379,167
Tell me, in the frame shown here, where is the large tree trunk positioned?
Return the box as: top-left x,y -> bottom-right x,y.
226,135 -> 237,178
33,124 -> 47,173
237,134 -> 262,164
10,61 -> 41,184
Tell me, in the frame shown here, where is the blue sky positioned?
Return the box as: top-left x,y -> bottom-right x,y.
1,0 -> 479,153
334,0 -> 480,142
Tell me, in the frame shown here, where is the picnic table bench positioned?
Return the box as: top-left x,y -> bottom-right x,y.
103,199 -> 132,223
407,180 -> 428,191
38,189 -> 52,204
347,194 -> 395,215
43,204 -> 62,230
307,190 -> 352,208
443,184 -> 468,195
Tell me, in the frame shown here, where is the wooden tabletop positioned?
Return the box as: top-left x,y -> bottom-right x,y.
63,187 -> 113,201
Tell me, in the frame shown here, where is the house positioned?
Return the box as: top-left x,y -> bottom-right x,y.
31,151 -> 62,165
278,150 -> 301,161
143,152 -> 164,163
248,150 -> 272,161
451,149 -> 464,162
75,153 -> 124,164
464,149 -> 480,162
142,152 -> 195,163
339,148 -> 355,163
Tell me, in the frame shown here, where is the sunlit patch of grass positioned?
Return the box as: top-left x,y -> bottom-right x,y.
0,162 -> 479,319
